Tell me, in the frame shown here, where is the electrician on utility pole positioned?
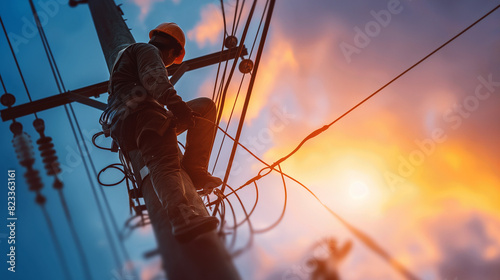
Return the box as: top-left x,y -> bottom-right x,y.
100,22 -> 222,242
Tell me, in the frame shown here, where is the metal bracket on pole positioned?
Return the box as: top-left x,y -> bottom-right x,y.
68,92 -> 107,110
170,62 -> 189,85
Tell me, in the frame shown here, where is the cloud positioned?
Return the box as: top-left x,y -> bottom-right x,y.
140,258 -> 164,280
193,1 -> 500,279
129,0 -> 165,22
187,3 -> 224,48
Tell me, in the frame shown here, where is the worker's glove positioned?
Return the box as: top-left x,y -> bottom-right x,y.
168,101 -> 195,128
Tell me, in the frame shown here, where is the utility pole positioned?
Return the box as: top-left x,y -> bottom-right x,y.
83,0 -> 240,278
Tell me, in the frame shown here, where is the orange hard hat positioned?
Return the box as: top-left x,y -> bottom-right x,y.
149,22 -> 185,64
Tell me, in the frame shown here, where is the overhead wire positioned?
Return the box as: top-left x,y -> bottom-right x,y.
210,117 -> 419,278
232,0 -> 246,36
41,206 -> 74,280
248,0 -> 268,57
26,0 -> 138,278
232,3 -> 500,193
214,0 -> 276,222
212,0 -> 233,103
220,0 -> 229,36
210,0 -> 259,177
2,11 -> 77,280
281,173 -> 419,280
211,0 -> 270,173
204,4 -> 500,279
211,73 -> 246,173
0,15 -> 38,119
0,72 -> 7,93
211,42 -> 229,102
215,0 -> 258,126
230,0 -> 239,36
9,1 -> 494,279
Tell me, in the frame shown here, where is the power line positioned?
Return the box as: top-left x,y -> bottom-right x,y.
0,15 -> 38,119
197,113 -> 418,278
232,0 -> 247,36
235,3 -> 500,192
41,205 -> 74,280
0,73 -> 7,93
214,0 -> 276,221
249,0 -> 268,57
208,5 -> 500,278
211,72 -> 246,173
215,0 -> 258,126
26,0 -> 128,276
230,0 -> 239,36
215,123 -> 419,278
211,0 -> 269,173
220,0 -> 228,36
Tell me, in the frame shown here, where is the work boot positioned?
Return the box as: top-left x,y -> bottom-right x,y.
170,203 -> 219,243
183,165 -> 223,193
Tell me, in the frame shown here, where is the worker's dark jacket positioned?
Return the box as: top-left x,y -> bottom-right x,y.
100,43 -> 181,148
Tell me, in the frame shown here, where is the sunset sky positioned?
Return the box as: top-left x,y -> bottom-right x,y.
0,0 -> 499,279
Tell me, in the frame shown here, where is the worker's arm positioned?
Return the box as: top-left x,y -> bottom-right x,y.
135,44 -> 194,126
135,43 -> 181,105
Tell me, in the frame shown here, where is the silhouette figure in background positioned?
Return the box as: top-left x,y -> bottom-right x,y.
308,238 -> 353,280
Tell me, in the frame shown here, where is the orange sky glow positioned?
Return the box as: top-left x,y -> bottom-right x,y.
162,1 -> 500,279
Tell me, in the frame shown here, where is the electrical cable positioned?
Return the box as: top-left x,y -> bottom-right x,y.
211,73 -> 246,173
230,0 -> 239,36
92,131 -> 114,151
212,0 -> 268,171
0,15 -> 38,118
216,187 -> 239,249
98,164 -> 128,187
30,0 -> 136,269
197,116 -> 418,279
27,1 -> 133,276
249,0 -> 269,57
41,206 -> 74,280
210,0 -> 269,173
231,181 -> 259,228
232,3 -> 500,193
56,190 -> 93,280
280,173 -> 419,280
232,0 -> 246,36
224,184 -> 254,257
215,0 -> 258,126
218,184 -> 254,255
0,73 -> 7,93
253,164 -> 287,234
220,0 -> 229,36
214,0 -> 276,221
3,10 -> 88,280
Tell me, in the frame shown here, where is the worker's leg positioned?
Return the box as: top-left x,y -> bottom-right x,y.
178,97 -> 217,170
135,112 -> 218,242
176,97 -> 222,190
137,128 -> 187,217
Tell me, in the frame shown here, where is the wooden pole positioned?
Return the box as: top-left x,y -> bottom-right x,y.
86,0 -> 240,278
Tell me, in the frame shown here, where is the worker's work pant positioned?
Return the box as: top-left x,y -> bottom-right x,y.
121,97 -> 217,219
